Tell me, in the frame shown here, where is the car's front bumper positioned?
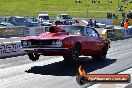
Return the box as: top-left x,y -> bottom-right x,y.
21,47 -> 69,55
21,47 -> 68,51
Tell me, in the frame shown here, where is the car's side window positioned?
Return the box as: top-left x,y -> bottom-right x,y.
86,28 -> 98,37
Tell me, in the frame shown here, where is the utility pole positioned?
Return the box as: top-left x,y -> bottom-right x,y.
118,0 -> 119,6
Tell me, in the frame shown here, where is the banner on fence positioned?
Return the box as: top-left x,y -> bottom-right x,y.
0,26 -> 49,37
0,42 -> 25,57
101,28 -> 132,40
122,29 -> 129,38
114,29 -> 122,39
0,26 -> 29,37
28,26 -> 49,36
107,29 -> 115,40
128,28 -> 132,37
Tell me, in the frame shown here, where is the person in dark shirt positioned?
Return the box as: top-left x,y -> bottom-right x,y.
88,18 -> 93,27
121,19 -> 124,27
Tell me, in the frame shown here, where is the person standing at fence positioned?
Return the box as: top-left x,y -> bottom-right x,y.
124,18 -> 129,28
88,18 -> 93,27
121,19 -> 124,27
75,0 -> 81,3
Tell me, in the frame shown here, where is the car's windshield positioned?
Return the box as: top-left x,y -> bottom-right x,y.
62,26 -> 84,35
61,15 -> 71,19
39,16 -> 49,20
15,18 -> 26,22
15,18 -> 33,23
26,18 -> 33,22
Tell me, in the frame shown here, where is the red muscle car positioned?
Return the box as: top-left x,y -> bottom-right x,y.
21,25 -> 110,62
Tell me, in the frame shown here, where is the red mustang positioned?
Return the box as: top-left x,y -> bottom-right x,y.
21,25 -> 110,62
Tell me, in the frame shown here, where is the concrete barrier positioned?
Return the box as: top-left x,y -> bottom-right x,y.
0,26 -> 29,37
100,29 -> 116,40
114,29 -> 122,39
28,26 -> 49,36
0,26 -> 50,38
0,42 -> 25,58
106,29 -> 116,40
128,28 -> 132,37
0,26 -> 50,58
74,18 -> 114,25
95,18 -> 113,25
122,29 -> 130,38
100,27 -> 132,40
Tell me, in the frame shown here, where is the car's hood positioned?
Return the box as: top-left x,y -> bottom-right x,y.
23,32 -> 72,40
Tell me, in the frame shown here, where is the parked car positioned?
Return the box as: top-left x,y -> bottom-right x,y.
8,16 -> 35,27
55,14 -> 72,25
21,25 -> 110,62
0,22 -> 14,27
38,13 -> 52,26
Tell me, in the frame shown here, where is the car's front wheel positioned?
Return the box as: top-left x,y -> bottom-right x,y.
92,46 -> 108,61
28,53 -> 40,61
63,44 -> 80,63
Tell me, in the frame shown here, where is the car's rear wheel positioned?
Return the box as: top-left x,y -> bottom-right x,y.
28,53 -> 40,61
92,45 -> 108,61
63,44 -> 80,63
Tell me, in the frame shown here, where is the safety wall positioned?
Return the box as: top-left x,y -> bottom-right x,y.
28,26 -> 49,36
76,18 -> 132,25
0,42 -> 25,58
74,18 -> 114,25
99,27 -> 132,40
95,18 -> 113,25
0,26 -> 50,58
95,18 -> 132,25
0,26 -> 49,38
0,26 -> 29,38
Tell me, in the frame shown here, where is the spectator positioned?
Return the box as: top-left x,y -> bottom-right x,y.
92,0 -> 96,3
115,15 -> 118,19
98,0 -> 100,3
52,18 -> 55,25
75,0 -> 81,3
93,20 -> 97,27
4,18 -> 7,22
75,19 -> 79,23
107,12 -> 112,19
113,14 -> 115,19
121,19 -> 124,27
92,0 -> 100,3
108,1 -> 112,3
88,18 -> 93,27
122,12 -> 126,19
124,18 -> 129,28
